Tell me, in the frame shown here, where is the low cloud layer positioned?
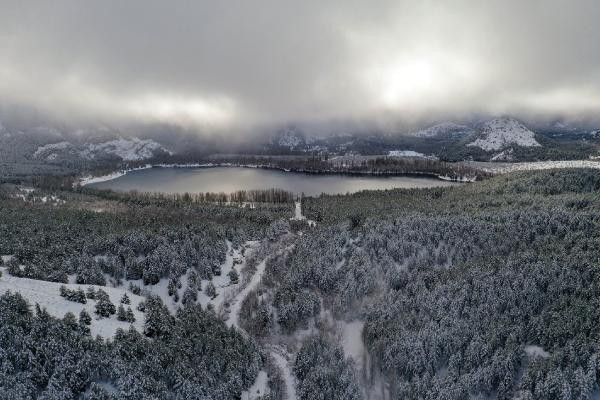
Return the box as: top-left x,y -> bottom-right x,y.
1,1 -> 600,133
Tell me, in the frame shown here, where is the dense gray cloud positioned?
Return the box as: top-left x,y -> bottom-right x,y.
1,0 -> 600,133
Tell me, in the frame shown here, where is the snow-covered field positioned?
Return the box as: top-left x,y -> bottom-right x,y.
467,159 -> 600,174
0,241 -> 256,339
0,267 -> 145,338
126,241 -> 257,316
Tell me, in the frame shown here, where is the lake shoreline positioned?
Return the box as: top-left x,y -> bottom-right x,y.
78,162 -> 474,187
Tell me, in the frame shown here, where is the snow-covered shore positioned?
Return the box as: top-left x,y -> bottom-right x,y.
465,159 -> 600,174
77,158 -> 600,189
77,163 -> 222,187
438,175 -> 478,183
78,165 -> 154,186
77,162 -> 473,188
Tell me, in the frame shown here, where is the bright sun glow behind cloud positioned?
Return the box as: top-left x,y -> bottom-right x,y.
361,51 -> 482,112
2,1 -> 600,130
379,59 -> 436,106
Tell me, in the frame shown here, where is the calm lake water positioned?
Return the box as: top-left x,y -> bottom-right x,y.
88,167 -> 459,196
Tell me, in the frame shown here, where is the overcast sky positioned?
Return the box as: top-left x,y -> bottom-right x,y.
1,1 -> 600,133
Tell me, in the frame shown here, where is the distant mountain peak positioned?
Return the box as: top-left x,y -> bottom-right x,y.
467,117 -> 541,151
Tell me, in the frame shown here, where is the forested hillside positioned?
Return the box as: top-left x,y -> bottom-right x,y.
1,170 -> 600,399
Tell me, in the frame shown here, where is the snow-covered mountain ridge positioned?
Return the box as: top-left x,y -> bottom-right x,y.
265,117 -> 548,157
34,137 -> 171,162
467,117 -> 541,151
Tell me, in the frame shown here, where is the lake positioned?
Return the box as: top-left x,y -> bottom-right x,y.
87,167 -> 460,196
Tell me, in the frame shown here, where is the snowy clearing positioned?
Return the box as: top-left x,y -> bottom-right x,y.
0,268 -> 145,338
127,241 -> 256,315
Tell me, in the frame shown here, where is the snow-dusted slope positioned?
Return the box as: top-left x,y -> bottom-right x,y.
33,137 -> 171,161
33,141 -> 74,160
467,117 -> 541,151
135,241 -> 255,315
0,268 -> 145,338
270,128 -> 306,149
410,122 -> 471,138
81,137 -> 170,161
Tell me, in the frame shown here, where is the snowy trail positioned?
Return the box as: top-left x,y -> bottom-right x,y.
292,201 -> 316,227
270,346 -> 297,400
227,243 -> 294,329
226,242 -> 299,400
242,345 -> 297,400
227,256 -> 268,329
294,201 -> 303,219
233,270 -> 300,400
241,371 -> 269,400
